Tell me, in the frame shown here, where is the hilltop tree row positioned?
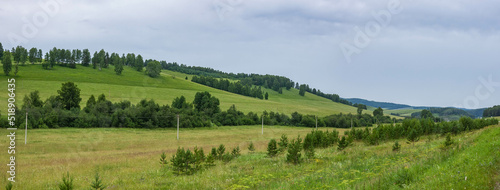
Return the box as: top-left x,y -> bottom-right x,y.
191,75 -> 264,99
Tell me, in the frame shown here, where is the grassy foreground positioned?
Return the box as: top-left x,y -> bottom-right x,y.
1,124 -> 499,189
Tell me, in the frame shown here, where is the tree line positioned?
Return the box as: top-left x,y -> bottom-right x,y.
483,105 -> 500,117
0,82 -> 393,129
0,43 -> 164,78
191,75 -> 265,99
161,62 -> 353,106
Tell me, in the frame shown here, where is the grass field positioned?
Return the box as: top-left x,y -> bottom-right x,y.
385,109 -> 422,117
1,124 -> 499,189
0,64 -> 359,117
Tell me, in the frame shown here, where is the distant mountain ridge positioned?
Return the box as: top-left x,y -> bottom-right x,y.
346,98 -> 486,118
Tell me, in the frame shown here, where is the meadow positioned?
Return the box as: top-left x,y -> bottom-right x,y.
0,64 -> 358,118
1,124 -> 499,189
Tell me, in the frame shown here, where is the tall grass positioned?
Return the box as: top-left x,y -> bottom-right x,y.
0,124 -> 498,189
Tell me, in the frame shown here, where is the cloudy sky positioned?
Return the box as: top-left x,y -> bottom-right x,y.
1,0 -> 499,109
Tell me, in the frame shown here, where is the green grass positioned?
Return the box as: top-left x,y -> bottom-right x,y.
1,124 -> 498,189
386,109 -> 422,117
0,64 -> 359,117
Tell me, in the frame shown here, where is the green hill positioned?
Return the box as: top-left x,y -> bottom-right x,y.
0,64 -> 358,117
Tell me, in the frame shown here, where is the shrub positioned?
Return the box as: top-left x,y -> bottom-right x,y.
210,147 -> 217,158
406,128 -> 420,145
231,146 -> 241,158
278,134 -> 289,152
193,146 -> 206,170
90,172 -> 106,190
443,133 -> 454,148
286,136 -> 303,164
5,181 -> 13,190
171,147 -> 196,175
160,152 -> 167,165
205,153 -> 216,167
222,152 -> 233,163
248,142 -> 256,152
267,139 -> 278,157
392,141 -> 401,152
58,172 -> 74,190
303,133 -> 314,150
217,144 -> 226,160
338,136 -> 348,151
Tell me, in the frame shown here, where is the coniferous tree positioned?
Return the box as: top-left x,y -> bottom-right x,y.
392,141 -> 401,151
248,142 -> 256,152
338,136 -> 348,151
278,134 -> 288,152
406,128 -> 420,145
231,146 -> 241,157
217,144 -> 226,160
267,139 -> 278,157
286,136 -> 303,164
89,172 -> 106,190
58,172 -> 74,190
193,146 -> 205,170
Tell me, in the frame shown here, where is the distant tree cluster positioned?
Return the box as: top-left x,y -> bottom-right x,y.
191,75 -> 264,99
296,84 -> 351,105
483,105 -> 500,117
411,107 -> 474,119
0,43 -> 155,77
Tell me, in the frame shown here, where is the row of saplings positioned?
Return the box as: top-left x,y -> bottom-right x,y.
161,129 -> 355,175
162,117 -> 483,176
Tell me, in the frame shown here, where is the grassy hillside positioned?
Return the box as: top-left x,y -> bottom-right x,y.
1,124 -> 498,189
0,64 -> 358,117
386,109 -> 422,117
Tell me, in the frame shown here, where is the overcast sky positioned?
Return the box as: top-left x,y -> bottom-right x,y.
1,0 -> 499,109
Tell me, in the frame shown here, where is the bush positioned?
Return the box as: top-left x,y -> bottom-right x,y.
159,152 -> 167,165
406,128 -> 420,145
58,172 -> 74,190
338,136 -> 348,151
392,141 -> 401,152
217,144 -> 226,160
210,147 -> 217,158
205,153 -> 216,167
278,134 -> 289,152
90,172 -> 106,190
231,146 -> 241,158
248,142 -> 255,152
286,136 -> 303,164
5,181 -> 13,190
170,147 -> 196,175
193,146 -> 206,170
443,133 -> 454,148
222,152 -> 233,163
267,139 -> 278,157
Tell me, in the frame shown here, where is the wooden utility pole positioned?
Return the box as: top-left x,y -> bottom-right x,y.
315,115 -> 317,129
261,116 -> 264,135
176,114 -> 179,140
25,111 -> 28,144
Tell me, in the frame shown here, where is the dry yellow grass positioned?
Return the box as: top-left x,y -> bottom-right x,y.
0,126 -> 348,189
